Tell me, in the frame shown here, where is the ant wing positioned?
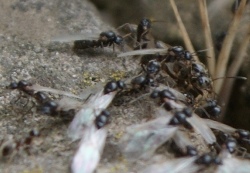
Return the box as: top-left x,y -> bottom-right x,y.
56,97 -> 82,111
154,40 -> 171,49
67,107 -> 97,141
30,84 -> 83,99
205,119 -> 236,134
120,109 -> 178,161
68,89 -> 117,140
186,114 -> 216,144
88,89 -> 117,109
116,23 -> 137,33
139,157 -> 199,173
71,126 -> 107,173
121,126 -> 177,161
51,33 -> 100,42
155,84 -> 188,102
172,130 -> 193,153
215,156 -> 250,173
117,48 -> 168,57
124,108 -> 173,132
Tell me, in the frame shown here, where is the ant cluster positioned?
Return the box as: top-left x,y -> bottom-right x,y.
6,1 -> 250,172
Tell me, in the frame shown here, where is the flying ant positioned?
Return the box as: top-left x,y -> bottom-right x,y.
7,80 -> 81,119
8,80 -> 82,100
73,31 -> 124,52
52,30 -> 125,52
68,80 -> 124,140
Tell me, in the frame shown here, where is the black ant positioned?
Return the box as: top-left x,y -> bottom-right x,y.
168,108 -> 193,130
95,110 -> 110,129
131,74 -> 158,90
216,131 -> 238,153
103,80 -> 125,94
8,80 -> 34,96
117,18 -> 152,50
195,99 -> 221,119
8,80 -> 77,119
134,18 -> 151,49
73,31 -> 124,52
195,153 -> 222,166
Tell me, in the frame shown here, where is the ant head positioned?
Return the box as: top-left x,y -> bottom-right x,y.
17,80 -> 31,88
191,63 -> 207,77
146,60 -> 160,74
104,81 -> 118,94
195,75 -> 212,89
183,50 -> 193,60
35,92 -> 49,103
114,35 -> 124,45
186,145 -> 198,156
117,80 -> 126,90
182,107 -> 193,117
95,110 -> 110,129
195,153 -> 213,165
100,31 -> 116,40
8,81 -> 18,89
40,101 -> 58,115
139,18 -> 151,31
159,89 -> 176,100
225,137 -> 237,153
171,46 -> 184,55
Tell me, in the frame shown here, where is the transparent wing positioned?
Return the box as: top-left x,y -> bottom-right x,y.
121,126 -> 177,161
51,33 -> 100,42
117,48 -> 168,57
215,157 -> 250,173
172,130 -> 193,152
186,114 -> 216,144
68,90 -> 117,140
139,157 -> 199,173
56,97 -> 82,111
30,84 -> 83,99
155,84 -> 188,102
155,40 -> 171,49
120,109 -> 177,160
125,108 -> 173,132
71,126 -> 107,173
205,119 -> 236,133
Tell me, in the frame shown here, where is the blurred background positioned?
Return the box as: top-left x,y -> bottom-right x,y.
90,0 -> 250,130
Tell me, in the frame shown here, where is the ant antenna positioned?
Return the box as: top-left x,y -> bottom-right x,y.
212,76 -> 247,81
190,47 -> 214,57
150,19 -> 168,23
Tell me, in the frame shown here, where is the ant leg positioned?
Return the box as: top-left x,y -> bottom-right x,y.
23,100 -> 37,115
116,23 -> 137,33
236,147 -> 247,157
